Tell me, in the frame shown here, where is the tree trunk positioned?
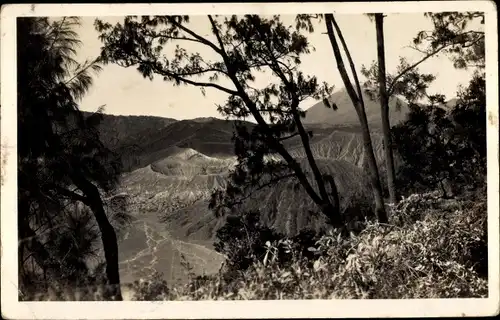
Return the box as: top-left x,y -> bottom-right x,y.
291,104 -> 341,226
71,173 -> 123,301
375,13 -> 398,205
208,16 -> 342,227
325,14 -> 388,223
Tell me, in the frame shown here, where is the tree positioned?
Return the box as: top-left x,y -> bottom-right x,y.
391,73 -> 486,196
323,14 -> 388,223
362,11 -> 485,105
96,15 -> 344,226
374,13 -> 398,204
360,11 -> 484,202
414,12 -> 485,70
17,17 -> 124,300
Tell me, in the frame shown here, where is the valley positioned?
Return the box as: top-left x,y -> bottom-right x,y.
95,88 -> 416,288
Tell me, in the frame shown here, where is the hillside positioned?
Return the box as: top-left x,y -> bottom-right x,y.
303,87 -> 410,129
86,88 -> 408,173
114,143 -> 376,286
289,129 -> 384,167
114,118 -> 253,171
83,111 -> 177,150
95,92 -> 405,287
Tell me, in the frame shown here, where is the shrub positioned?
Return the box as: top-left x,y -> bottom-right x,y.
214,211 -> 284,273
167,192 -> 488,300
41,192 -> 487,301
392,74 -> 486,198
214,211 -> 321,276
129,271 -> 170,301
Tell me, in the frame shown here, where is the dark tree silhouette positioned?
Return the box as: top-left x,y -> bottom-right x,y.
392,73 -> 486,196
362,12 -> 485,100
17,17 -> 124,300
95,15 -> 344,226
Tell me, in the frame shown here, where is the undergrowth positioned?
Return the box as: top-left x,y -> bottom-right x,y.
26,190 -> 488,300
135,190 -> 488,300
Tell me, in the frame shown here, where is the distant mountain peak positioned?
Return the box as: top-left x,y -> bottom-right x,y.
303,87 -> 410,128
169,147 -> 213,161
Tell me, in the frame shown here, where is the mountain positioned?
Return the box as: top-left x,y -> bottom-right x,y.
84,112 -> 177,150
115,147 -> 374,286
289,129 -> 385,168
112,118 -> 254,171
113,130 -> 378,283
303,87 -> 410,129
93,93 -> 407,287
90,87 -> 462,289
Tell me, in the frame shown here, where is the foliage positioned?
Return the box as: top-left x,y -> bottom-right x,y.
27,189 -> 487,301
125,190 -> 487,300
129,272 -> 170,301
361,57 -> 438,107
415,12 -> 485,70
19,196 -> 132,301
391,73 -> 486,196
361,11 -> 485,104
213,210 -> 320,276
213,211 -> 284,272
17,17 -> 125,300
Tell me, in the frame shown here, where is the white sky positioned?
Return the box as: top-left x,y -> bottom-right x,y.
76,13 -> 477,120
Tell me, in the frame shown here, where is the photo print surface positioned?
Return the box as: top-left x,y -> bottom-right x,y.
1,2 -> 498,319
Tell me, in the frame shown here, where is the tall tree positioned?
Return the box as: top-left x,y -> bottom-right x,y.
362,11 -> 485,106
360,11 -> 484,202
17,17 -> 123,300
324,14 -> 388,223
374,13 -> 398,204
96,15 -> 344,226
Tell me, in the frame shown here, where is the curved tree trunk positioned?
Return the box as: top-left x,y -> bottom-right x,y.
325,14 -> 388,223
375,13 -> 398,205
71,173 -> 123,301
208,16 -> 342,227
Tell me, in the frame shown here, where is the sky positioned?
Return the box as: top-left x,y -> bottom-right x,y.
75,13 -> 477,120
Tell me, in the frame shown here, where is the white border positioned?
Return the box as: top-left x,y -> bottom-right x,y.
1,1 -> 498,319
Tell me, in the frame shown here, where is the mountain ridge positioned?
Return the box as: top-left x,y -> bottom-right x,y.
303,87 -> 411,128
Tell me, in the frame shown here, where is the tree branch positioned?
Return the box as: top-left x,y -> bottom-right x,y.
138,58 -> 238,95
324,15 -> 360,109
388,44 -> 448,95
167,16 -> 223,55
390,32 -> 485,95
208,14 -> 327,209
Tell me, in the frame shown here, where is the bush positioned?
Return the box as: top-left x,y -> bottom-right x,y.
129,271 -> 170,301
214,211 -> 321,275
214,211 -> 284,273
164,192 -> 488,300
392,74 -> 486,198
36,192 -> 487,301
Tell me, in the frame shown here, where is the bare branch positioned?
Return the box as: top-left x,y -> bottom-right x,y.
167,16 -> 223,55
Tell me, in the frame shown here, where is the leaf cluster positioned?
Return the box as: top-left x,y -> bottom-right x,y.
391,74 -> 486,196
415,12 -> 485,69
